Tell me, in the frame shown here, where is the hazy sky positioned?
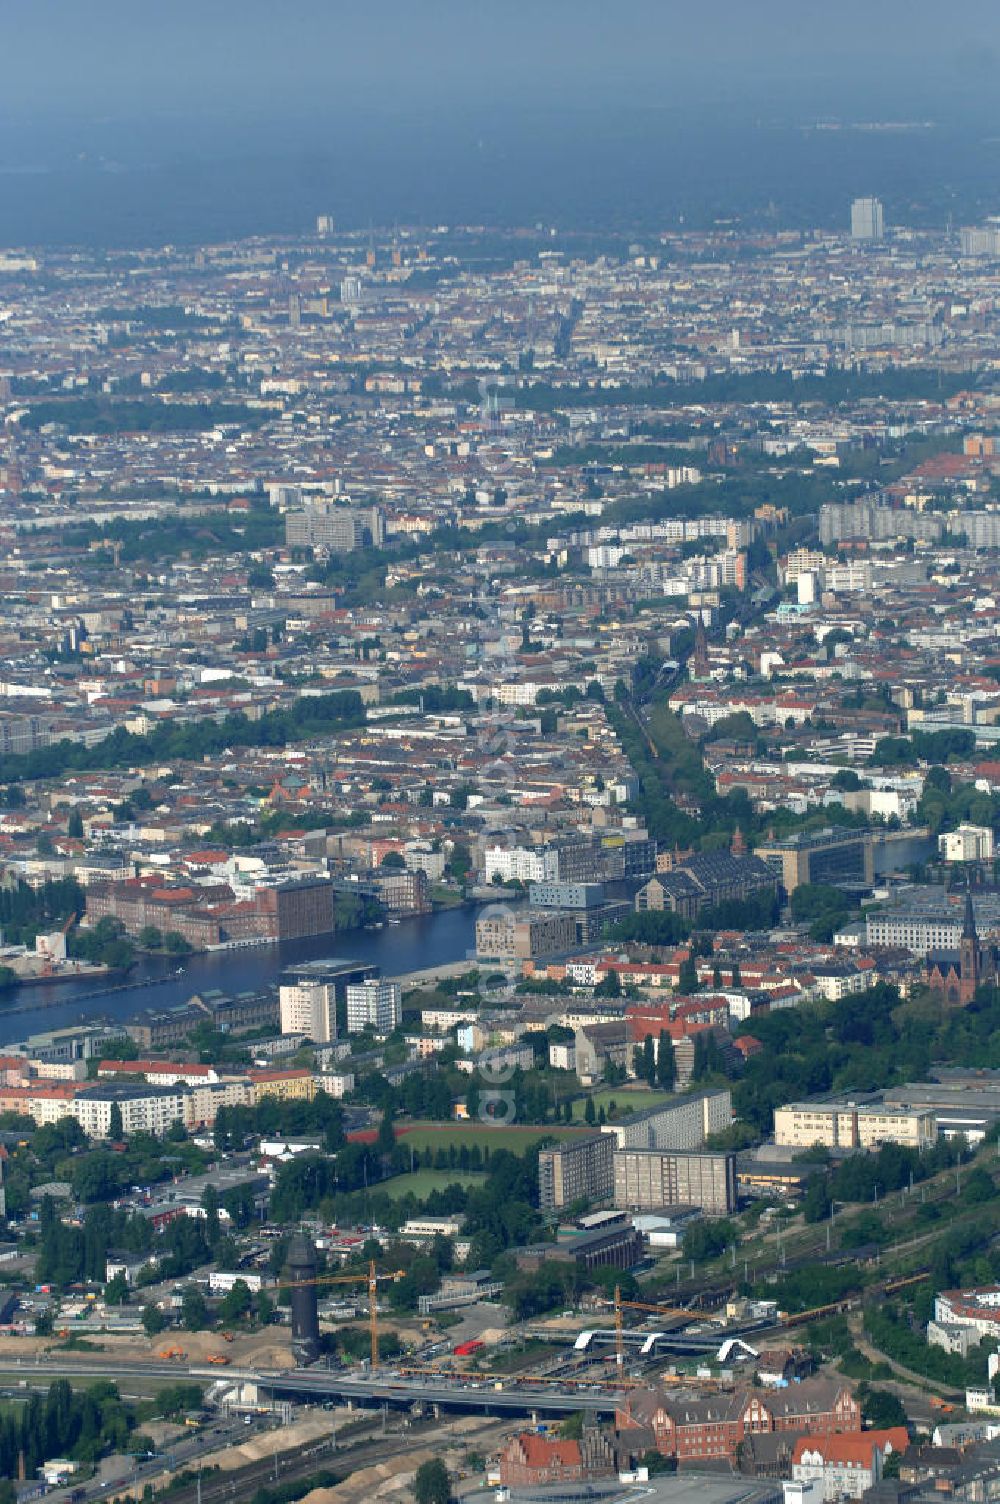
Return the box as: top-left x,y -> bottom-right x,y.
7,0 -> 1000,123
2,0 -> 999,244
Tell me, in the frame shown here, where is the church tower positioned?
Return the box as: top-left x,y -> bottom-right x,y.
960,887 -> 981,1005
691,618 -> 710,681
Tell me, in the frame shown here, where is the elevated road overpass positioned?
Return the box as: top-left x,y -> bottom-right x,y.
261,1368 -> 627,1415
0,1355 -> 628,1418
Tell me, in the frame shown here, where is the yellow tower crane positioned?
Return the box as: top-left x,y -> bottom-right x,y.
612,1288 -> 719,1368
272,1259 -> 404,1370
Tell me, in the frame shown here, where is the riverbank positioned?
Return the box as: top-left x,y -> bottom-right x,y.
0,901 -> 518,1047
7,960 -> 114,988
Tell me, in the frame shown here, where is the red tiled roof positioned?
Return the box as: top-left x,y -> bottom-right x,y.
515,1435 -> 582,1468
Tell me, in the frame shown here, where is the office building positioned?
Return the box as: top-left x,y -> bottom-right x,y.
538,1134 -> 615,1210
851,197 -> 884,242
475,909 -> 578,961
960,223 -> 1000,257
865,889 -> 1000,957
345,978 -> 402,1035
635,849 -> 777,921
484,844 -> 560,884
884,1068 -> 1000,1144
529,881 -> 606,910
516,1219 -> 643,1274
279,982 -> 337,1044
755,827 -> 874,895
773,1099 -> 935,1152
285,501 -> 385,553
374,867 -> 430,915
613,1147 -> 737,1214
619,1381 -> 859,1465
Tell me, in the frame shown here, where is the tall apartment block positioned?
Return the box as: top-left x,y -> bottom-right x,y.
538,1134 -> 615,1210
613,1148 -> 737,1215
279,981 -> 337,1043
345,978 -> 402,1035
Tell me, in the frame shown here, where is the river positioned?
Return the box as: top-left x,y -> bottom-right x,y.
0,903 -> 494,1047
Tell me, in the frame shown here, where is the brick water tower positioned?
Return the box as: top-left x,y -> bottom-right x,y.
286,1231 -> 321,1365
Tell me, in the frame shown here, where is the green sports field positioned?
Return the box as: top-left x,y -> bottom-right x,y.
380,1169 -> 487,1199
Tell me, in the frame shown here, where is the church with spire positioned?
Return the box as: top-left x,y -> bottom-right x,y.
926,889 -> 996,1006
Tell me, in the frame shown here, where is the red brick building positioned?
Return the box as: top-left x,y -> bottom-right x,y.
499,1431 -> 614,1487
617,1380 -> 860,1465
86,874 -> 336,946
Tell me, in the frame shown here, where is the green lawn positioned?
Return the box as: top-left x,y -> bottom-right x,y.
570,1086 -> 677,1121
381,1169 -> 487,1199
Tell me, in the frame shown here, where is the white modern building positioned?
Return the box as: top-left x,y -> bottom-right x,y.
279,981 -> 337,1043
482,844 -> 560,884
73,1083 -> 185,1139
600,1089 -> 733,1151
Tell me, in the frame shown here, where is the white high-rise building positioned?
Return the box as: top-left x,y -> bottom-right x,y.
851,197 -> 884,242
939,825 -> 995,864
345,979 -> 402,1035
279,982 -> 337,1043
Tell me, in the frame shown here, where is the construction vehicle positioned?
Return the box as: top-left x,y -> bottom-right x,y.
221,1331 -> 235,1343
206,1355 -> 230,1365
158,1347 -> 187,1361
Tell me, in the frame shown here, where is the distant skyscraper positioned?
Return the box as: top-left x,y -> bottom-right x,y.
316,214 -> 334,235
851,197 -> 884,242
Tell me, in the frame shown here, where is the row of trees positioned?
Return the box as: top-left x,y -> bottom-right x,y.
633,1032 -> 676,1090
37,1195 -> 216,1288
0,1379 -> 140,1479
0,689 -> 366,783
0,876 -> 83,944
21,397 -> 267,434
214,1089 -> 347,1151
515,367 -> 968,418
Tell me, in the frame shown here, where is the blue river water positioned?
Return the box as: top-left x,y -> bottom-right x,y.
0,904 -> 492,1047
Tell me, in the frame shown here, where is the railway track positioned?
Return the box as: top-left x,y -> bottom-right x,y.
153,1423 -> 441,1504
